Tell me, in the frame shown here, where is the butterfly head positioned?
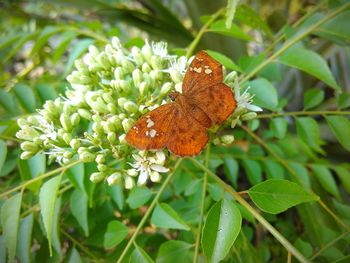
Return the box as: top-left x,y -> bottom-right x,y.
169,91 -> 180,101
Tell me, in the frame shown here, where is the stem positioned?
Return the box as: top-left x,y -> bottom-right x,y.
190,158 -> 310,263
0,134 -> 21,142
256,111 -> 350,119
239,2 -> 350,84
117,159 -> 183,263
193,145 -> 210,262
186,8 -> 225,58
61,229 -> 99,260
241,125 -> 350,232
310,230 -> 350,260
0,160 -> 81,198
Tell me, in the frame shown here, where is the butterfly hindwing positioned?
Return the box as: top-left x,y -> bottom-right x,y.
125,104 -> 176,150
192,83 -> 236,124
182,51 -> 223,96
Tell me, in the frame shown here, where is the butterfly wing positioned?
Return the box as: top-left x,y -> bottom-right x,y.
166,108 -> 209,156
191,83 -> 236,124
182,51 -> 223,96
126,104 -> 176,150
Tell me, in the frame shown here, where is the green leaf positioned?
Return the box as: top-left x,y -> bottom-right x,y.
66,163 -> 85,193
156,240 -> 193,263
333,166 -> 350,194
202,199 -> 242,263
16,213 -> 34,263
279,46 -> 339,91
0,236 -> 5,263
39,175 -> 62,256
294,239 -> 313,258
209,19 -> 251,41
242,159 -> 262,185
225,0 -> 240,28
103,220 -> 128,249
270,118 -> 288,139
338,93 -> 350,109
64,38 -> 95,76
326,116 -> 350,152
30,26 -> 63,56
263,160 -> 285,179
67,247 -> 82,263
52,31 -> 77,63
126,187 -> 153,209
0,192 -> 22,262
4,32 -> 38,62
289,162 -> 311,189
239,53 -> 265,73
247,78 -> 278,111
296,117 -> 324,154
303,88 -> 325,110
51,198 -> 62,256
108,185 -> 124,211
311,164 -> 340,200
206,50 -> 241,72
18,153 -> 46,192
0,140 -> 7,173
0,89 -> 18,115
248,179 -> 319,214
70,189 -> 89,236
13,84 -> 36,113
223,157 -> 239,187
151,203 -> 190,231
35,83 -> 58,102
130,243 -> 154,263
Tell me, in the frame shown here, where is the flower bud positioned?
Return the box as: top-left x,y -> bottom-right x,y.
127,168 -> 138,177
109,116 -> 122,130
114,67 -> 124,80
92,99 -> 109,113
118,134 -> 127,144
149,70 -> 162,82
118,80 -> 131,93
121,59 -> 135,73
124,176 -> 135,189
141,44 -> 152,63
131,47 -> 144,65
231,117 -> 239,129
97,164 -> 108,172
142,62 -> 152,73
78,109 -> 92,120
20,151 -> 35,160
33,137 -> 43,145
241,112 -> 258,121
88,45 -> 99,56
151,55 -> 163,70
17,118 -> 27,128
66,72 -> 80,84
107,172 -> 122,186
111,37 -> 121,49
175,82 -> 183,93
92,121 -> 104,133
70,113 -> 80,127
224,71 -> 237,83
79,151 -> 96,162
20,141 -> 39,152
62,133 -> 72,144
138,81 -> 149,95
124,101 -> 138,113
107,103 -> 117,114
27,116 -> 40,125
98,52 -> 111,69
79,75 -> 92,85
90,172 -> 105,183
75,59 -> 89,74
44,100 -> 58,116
70,138 -> 80,150
170,70 -> 183,83
220,134 -> 235,145
96,154 -> 105,164
233,106 -> 247,117
63,151 -> 73,159
60,113 -> 72,131
117,97 -> 128,108
150,171 -> 161,183
132,69 -> 143,87
213,138 -> 221,145
160,82 -> 173,95
122,118 -> 134,132
102,92 -> 114,104
92,114 -> 102,122
107,132 -> 116,143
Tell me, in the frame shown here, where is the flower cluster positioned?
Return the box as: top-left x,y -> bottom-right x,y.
16,37 -> 261,189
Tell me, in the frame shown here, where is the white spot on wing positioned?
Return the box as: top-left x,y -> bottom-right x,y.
193,67 -> 202,73
205,68 -> 212,74
149,129 -> 157,138
146,118 -> 155,128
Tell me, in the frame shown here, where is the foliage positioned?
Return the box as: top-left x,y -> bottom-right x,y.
1,0 -> 350,262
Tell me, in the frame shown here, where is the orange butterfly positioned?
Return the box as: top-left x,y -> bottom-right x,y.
126,51 -> 237,156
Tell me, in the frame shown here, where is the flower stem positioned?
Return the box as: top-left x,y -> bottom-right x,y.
238,2 -> 350,84
186,8 -> 225,58
256,111 -> 350,119
190,158 -> 310,263
0,160 -> 81,198
117,159 -> 183,263
193,145 -> 210,262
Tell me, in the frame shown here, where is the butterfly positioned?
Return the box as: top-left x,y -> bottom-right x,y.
126,51 -> 237,156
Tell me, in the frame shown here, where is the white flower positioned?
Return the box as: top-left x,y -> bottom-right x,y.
234,79 -> 263,112
128,151 -> 169,185
35,116 -> 57,140
169,56 -> 188,75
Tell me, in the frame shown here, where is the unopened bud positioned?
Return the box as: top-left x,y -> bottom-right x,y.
117,97 -> 128,108
139,81 -> 149,95
132,69 -> 143,87
88,45 -> 99,56
71,113 -> 80,126
241,112 -> 258,121
62,133 -> 72,144
118,80 -> 131,93
160,82 -> 173,95
220,134 -> 235,145
17,118 -> 27,128
60,113 -> 72,131
124,176 -> 135,189
131,47 -> 144,65
142,62 -> 152,73
141,44 -> 152,62
124,101 -> 138,113
96,154 -> 105,164
90,172 -> 105,183
97,164 -> 108,172
20,151 -> 35,160
111,37 -> 121,49
121,59 -> 135,73
119,134 -> 127,144
127,169 -> 138,177
70,139 -> 80,150
170,70 -> 183,83
79,151 -> 96,162
20,141 -> 38,152
122,118 -> 134,132
107,132 -> 116,143
107,172 -> 122,186
114,67 -> 124,80
151,55 -> 163,70
78,109 -> 92,120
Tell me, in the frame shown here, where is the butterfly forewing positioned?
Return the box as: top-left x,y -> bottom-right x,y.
192,83 -> 236,124
182,51 -> 223,96
125,104 -> 176,150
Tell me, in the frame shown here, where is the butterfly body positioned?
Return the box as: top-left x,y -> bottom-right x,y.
126,51 -> 237,157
